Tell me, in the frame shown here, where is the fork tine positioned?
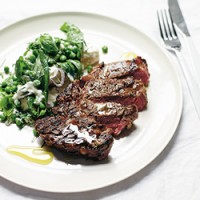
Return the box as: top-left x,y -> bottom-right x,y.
157,9 -> 181,50
157,10 -> 167,40
161,9 -> 172,40
167,9 -> 178,39
158,9 -> 179,41
163,10 -> 173,39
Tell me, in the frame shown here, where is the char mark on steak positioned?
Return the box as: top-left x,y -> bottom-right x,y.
52,98 -> 138,136
83,77 -> 147,111
35,116 -> 113,161
81,56 -> 150,86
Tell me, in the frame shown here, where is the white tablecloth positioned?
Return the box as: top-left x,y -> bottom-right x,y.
1,0 -> 200,199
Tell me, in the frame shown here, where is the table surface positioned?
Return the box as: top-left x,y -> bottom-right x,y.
1,0 -> 200,199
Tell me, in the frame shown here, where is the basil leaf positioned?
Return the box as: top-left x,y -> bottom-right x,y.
40,34 -> 58,55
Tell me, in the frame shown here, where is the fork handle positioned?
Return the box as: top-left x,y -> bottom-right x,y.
184,37 -> 200,86
175,50 -> 200,119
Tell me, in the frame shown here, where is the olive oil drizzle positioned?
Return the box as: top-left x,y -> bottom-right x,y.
121,52 -> 137,60
7,146 -> 54,165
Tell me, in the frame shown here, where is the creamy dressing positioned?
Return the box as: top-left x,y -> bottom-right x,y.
49,65 -> 65,87
63,124 -> 95,143
48,87 -> 58,106
95,102 -> 114,115
95,102 -> 113,110
13,81 -> 44,104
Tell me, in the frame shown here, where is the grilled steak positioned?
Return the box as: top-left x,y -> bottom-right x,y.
52,95 -> 138,136
82,77 -> 147,111
35,116 -> 114,160
81,56 -> 150,86
35,56 -> 150,160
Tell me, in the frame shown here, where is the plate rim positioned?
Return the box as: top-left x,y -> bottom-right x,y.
0,11 -> 183,193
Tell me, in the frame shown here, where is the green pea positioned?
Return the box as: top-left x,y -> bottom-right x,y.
33,80 -> 41,87
0,114 -> 6,122
39,110 -> 46,116
59,55 -> 67,62
69,52 -> 76,59
86,65 -> 93,73
54,52 -> 62,61
5,86 -> 11,93
39,103 -> 45,109
13,81 -> 19,86
4,66 -> 10,74
33,129 -> 39,137
10,86 -> 17,93
48,58 -> 56,66
15,118 -> 23,128
102,45 -> 108,54
1,81 -> 7,88
72,46 -> 78,53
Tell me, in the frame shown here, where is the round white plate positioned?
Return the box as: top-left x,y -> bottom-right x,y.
0,12 -> 182,193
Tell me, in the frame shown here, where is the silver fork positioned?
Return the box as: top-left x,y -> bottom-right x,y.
157,9 -> 200,119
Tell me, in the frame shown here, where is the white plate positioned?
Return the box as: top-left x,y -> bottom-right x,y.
0,12 -> 182,193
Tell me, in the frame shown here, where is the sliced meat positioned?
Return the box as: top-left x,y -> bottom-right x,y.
35,56 -> 150,161
81,56 -> 150,86
52,99 -> 138,136
35,116 -> 113,161
83,77 -> 147,111
79,100 -> 138,135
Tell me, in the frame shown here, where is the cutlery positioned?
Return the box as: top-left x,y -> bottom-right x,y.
157,9 -> 200,119
168,0 -> 200,85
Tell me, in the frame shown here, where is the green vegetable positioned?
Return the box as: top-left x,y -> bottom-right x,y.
0,113 -> 6,122
33,129 -> 39,137
4,66 -> 10,74
86,65 -> 93,73
39,103 -> 45,109
33,80 -> 41,87
1,81 -> 7,88
39,34 -> 58,55
48,58 -> 56,66
0,95 -> 9,109
0,21 -> 87,130
15,118 -> 24,128
39,109 -> 46,116
10,86 -> 17,93
38,51 -> 49,105
15,56 -> 27,80
28,54 -> 36,63
59,55 -> 67,62
102,46 -> 108,54
60,22 -> 85,45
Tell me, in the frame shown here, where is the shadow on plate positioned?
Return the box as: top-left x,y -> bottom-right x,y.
51,148 -> 112,166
